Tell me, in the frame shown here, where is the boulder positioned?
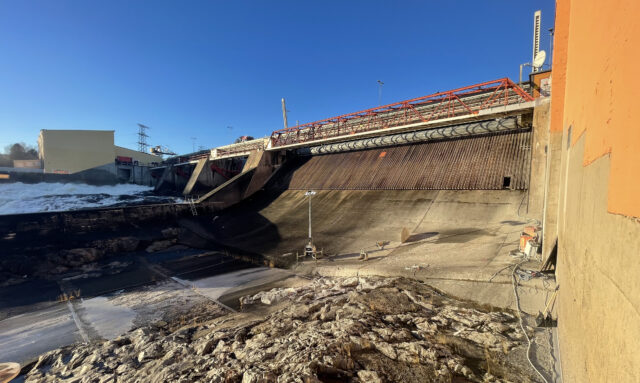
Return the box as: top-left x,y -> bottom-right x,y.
145,239 -> 177,253
357,370 -> 382,383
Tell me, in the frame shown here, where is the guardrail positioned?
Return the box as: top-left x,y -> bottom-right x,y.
211,139 -> 266,159
269,78 -> 534,148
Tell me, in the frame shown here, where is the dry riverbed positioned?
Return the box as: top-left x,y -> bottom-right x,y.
19,277 -> 551,383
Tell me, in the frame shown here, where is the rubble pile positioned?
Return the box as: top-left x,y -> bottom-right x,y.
22,277 -> 544,382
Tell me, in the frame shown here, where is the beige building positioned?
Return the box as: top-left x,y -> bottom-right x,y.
38,129 -> 161,174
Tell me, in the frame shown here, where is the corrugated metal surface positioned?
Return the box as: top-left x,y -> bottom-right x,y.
283,130 -> 532,190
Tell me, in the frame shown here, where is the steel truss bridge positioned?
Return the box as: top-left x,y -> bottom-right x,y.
268,78 -> 534,149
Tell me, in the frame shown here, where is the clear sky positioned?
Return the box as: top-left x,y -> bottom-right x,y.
0,1 -> 555,155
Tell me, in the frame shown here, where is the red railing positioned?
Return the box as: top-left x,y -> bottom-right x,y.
270,78 -> 533,148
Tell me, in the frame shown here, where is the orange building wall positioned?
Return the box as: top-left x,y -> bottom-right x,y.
551,1 -> 640,381
556,0 -> 640,218
549,0 -> 570,133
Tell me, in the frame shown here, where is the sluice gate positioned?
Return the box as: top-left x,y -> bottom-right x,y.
281,129 -> 531,191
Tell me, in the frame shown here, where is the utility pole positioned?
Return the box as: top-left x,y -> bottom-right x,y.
190,137 -> 196,153
281,98 -> 288,130
377,80 -> 384,106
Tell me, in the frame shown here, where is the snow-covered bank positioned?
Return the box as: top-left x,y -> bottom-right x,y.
0,182 -> 181,215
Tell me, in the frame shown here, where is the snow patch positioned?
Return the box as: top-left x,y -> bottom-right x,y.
0,182 -> 179,215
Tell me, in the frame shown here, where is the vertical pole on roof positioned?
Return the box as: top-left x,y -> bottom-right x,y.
281,98 -> 289,130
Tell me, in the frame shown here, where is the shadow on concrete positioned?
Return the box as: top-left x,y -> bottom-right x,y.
181,156 -> 311,262
405,232 -> 439,242
500,220 -> 527,226
432,228 -> 498,244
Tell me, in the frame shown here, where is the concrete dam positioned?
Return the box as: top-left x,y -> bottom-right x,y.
187,79 -> 543,283
0,77 -> 557,382
1,77 -> 546,299
203,128 -> 533,263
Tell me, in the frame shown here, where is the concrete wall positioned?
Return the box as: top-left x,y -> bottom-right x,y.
114,146 -> 161,166
549,0 -> 640,381
39,130 -> 115,174
13,160 -> 42,169
527,100 -> 550,222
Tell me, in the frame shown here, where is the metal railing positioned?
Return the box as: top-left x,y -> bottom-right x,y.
270,78 -> 534,148
212,139 -> 266,159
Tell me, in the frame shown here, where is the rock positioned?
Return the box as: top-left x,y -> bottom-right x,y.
196,338 -> 216,356
162,349 -> 178,366
460,365 -> 474,378
130,328 -> 154,345
374,341 -> 397,360
290,304 -> 310,319
487,322 -> 510,333
145,239 -> 177,253
161,227 -> 181,239
116,237 -> 140,252
372,327 -> 393,341
357,370 -> 383,383
90,237 -> 140,253
61,248 -> 104,266
340,277 -> 359,287
213,340 -> 228,354
0,362 -> 21,383
115,363 -> 130,374
319,305 -> 337,321
241,369 -> 277,383
21,276 -> 537,383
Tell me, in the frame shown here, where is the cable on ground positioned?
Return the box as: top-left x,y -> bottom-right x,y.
512,260 -> 550,383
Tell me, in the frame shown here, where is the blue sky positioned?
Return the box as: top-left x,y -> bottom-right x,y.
0,1 -> 555,155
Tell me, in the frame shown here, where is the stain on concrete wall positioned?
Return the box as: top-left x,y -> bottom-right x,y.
559,0 -> 640,217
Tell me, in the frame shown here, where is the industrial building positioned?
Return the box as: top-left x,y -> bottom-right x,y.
37,129 -> 161,185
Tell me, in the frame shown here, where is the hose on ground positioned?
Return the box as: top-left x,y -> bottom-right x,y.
512,261 -> 551,383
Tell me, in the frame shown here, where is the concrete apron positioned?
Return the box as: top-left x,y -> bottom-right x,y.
293,223 -> 557,316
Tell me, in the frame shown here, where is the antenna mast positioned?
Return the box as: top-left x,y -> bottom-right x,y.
137,123 -> 150,153
532,10 -> 542,73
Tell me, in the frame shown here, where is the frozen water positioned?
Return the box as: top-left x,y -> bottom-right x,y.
0,182 -> 180,215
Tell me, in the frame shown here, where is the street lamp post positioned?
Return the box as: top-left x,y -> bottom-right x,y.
304,190 -> 317,257
305,190 -> 316,240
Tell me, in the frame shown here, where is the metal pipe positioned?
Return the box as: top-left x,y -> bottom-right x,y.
271,78 -> 533,146
299,117 -> 523,156
519,63 -> 532,84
